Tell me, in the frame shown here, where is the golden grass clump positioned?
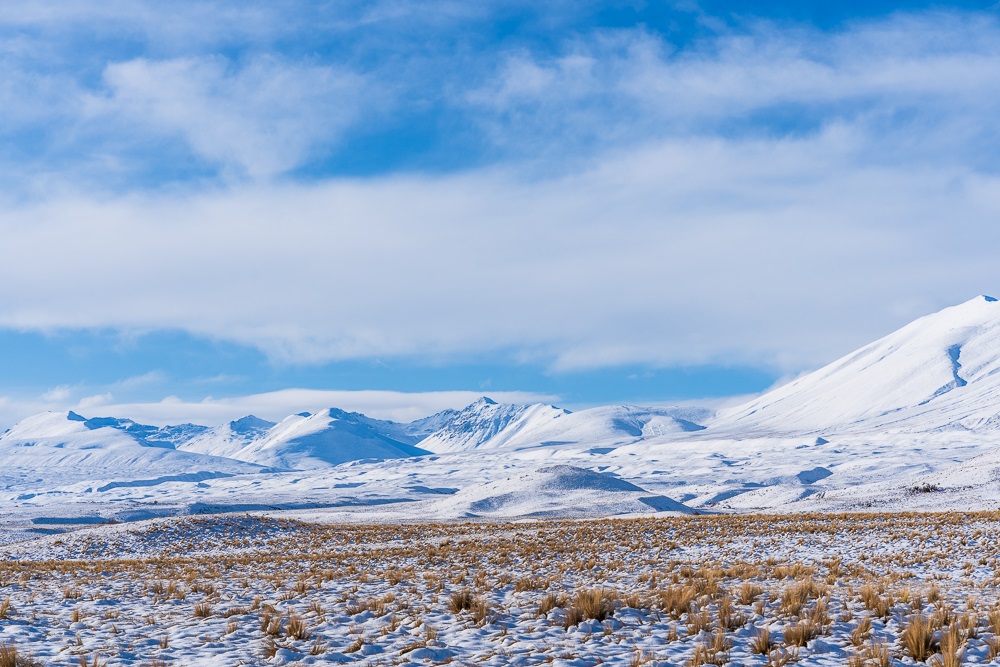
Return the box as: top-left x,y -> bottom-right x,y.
766,647 -> 798,667
514,577 -> 546,592
779,579 -> 824,618
850,615 -> 873,647
748,626 -> 775,654
985,636 -> 1000,662
687,605 -> 712,636
286,614 -> 311,640
783,619 -> 819,647
538,592 -> 564,616
861,586 -> 895,619
0,645 -> 16,667
930,623 -> 964,667
571,588 -> 615,622
862,639 -> 892,667
658,584 -> 699,619
737,582 -> 764,606
717,595 -> 747,630
902,613 -> 936,661
448,589 -> 474,614
687,629 -> 730,666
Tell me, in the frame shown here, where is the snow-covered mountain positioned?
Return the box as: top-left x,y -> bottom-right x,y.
176,415 -> 277,459
65,411 -> 210,448
225,409 -> 431,469
0,412 -> 264,488
320,407 -> 457,446
176,408 -> 459,464
416,397 -> 571,453
417,397 -> 710,453
496,404 -> 708,449
2,398 -> 713,469
9,295 -> 1000,525
715,295 -> 1000,435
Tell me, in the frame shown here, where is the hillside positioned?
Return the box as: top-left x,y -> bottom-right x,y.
714,296 -> 1000,435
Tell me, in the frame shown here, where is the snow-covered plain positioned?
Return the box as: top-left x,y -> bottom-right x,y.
3,512 -> 1000,666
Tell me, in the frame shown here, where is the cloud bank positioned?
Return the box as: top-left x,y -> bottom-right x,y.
0,4 -> 998,383
0,389 -> 559,429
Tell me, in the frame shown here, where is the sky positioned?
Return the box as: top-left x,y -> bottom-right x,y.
2,0 -> 1000,426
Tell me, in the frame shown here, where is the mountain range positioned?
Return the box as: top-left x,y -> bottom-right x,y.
4,295 -> 1000,527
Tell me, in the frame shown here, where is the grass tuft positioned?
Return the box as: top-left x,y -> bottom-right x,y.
902,613 -> 936,661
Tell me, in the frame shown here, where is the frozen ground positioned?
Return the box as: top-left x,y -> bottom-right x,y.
2,512 -> 1000,665
2,423 -> 997,546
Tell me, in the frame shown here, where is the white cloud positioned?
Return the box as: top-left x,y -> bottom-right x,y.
0,387 -> 560,430
0,125 -> 997,374
0,122 -> 1000,369
464,14 -> 1000,159
0,9 -> 998,381
77,393 -> 115,409
40,385 -> 73,402
93,56 -> 370,178
73,389 -> 559,426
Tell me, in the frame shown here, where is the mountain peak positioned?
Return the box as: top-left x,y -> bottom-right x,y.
229,415 -> 276,433
956,294 -> 999,308
717,295 -> 1000,434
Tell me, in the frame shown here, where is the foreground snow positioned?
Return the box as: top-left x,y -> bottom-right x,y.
1,512 -> 999,666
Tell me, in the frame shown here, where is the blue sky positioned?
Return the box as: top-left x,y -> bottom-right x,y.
1,1 -> 1000,426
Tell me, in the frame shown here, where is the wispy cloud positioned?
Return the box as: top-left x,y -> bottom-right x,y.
3,7 -> 998,184
83,388 -> 560,426
91,56 -> 372,178
0,388 -> 560,429
464,13 -> 1000,163
40,385 -> 74,402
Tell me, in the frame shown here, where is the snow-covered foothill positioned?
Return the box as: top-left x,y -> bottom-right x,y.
424,464 -> 694,518
226,408 -> 431,469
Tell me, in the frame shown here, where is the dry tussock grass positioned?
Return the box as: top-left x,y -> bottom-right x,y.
902,612 -> 936,661
931,623 -> 964,667
4,511 -> 1000,664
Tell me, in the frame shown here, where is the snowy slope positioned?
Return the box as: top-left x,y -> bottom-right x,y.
62,411 -> 209,448
0,412 -> 264,489
496,404 -> 707,450
714,295 -> 1000,435
397,408 -> 461,439
320,407 -> 455,445
228,409 -> 431,470
416,397 -> 568,452
418,397 -> 709,453
424,465 -> 694,518
176,415 -> 277,459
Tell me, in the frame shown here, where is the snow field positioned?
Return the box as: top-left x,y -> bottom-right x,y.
3,513 -> 1000,665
